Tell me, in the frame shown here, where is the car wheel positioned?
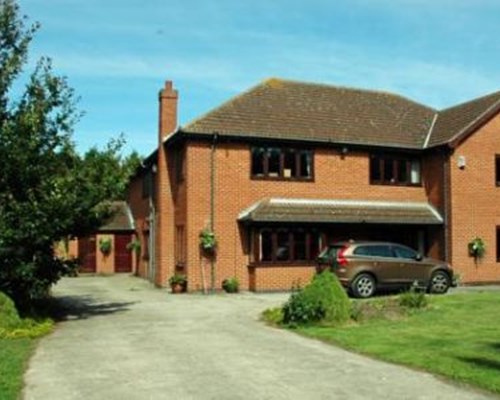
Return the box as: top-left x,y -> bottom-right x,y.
428,271 -> 450,294
351,273 -> 376,298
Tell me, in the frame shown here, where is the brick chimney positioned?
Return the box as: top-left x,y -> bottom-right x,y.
158,80 -> 178,142
155,80 -> 178,287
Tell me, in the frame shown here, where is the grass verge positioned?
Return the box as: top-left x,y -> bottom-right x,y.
292,291 -> 500,394
0,338 -> 37,399
0,292 -> 54,400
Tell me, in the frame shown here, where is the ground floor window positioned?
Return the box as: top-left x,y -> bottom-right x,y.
254,228 -> 322,263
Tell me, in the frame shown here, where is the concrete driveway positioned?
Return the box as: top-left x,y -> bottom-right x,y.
24,276 -> 494,400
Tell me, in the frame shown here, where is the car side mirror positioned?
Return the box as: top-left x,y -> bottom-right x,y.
415,253 -> 423,261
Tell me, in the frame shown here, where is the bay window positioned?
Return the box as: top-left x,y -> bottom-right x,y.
255,228 -> 321,263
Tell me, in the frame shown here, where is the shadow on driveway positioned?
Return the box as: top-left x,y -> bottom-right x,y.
42,295 -> 135,321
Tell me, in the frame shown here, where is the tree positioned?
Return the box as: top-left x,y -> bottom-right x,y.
0,0 -> 139,312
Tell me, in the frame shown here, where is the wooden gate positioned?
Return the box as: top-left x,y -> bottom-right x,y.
78,235 -> 96,273
114,234 -> 132,273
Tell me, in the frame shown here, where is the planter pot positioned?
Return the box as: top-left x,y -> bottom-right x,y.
171,283 -> 185,294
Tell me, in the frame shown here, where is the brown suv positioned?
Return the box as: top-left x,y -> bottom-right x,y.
317,241 -> 454,298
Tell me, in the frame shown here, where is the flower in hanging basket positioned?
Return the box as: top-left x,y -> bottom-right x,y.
468,237 -> 485,259
199,228 -> 217,253
99,237 -> 112,255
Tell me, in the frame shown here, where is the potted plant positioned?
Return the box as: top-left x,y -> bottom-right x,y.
168,273 -> 187,293
468,237 -> 485,259
199,228 -> 217,254
222,277 -> 239,293
99,237 -> 112,255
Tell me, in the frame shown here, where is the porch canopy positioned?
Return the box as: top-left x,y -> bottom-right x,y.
238,198 -> 443,225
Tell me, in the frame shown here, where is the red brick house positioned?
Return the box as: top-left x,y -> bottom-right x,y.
128,78 -> 500,291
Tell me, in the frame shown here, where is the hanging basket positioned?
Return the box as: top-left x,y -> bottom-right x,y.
199,229 -> 217,254
99,237 -> 112,255
468,237 -> 485,259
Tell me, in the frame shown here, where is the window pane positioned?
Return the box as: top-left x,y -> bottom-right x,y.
410,160 -> 421,184
309,231 -> 321,260
370,156 -> 381,181
294,231 -> 306,261
398,160 -> 408,183
384,159 -> 395,183
393,245 -> 417,259
268,148 -> 281,177
251,148 -> 265,176
261,230 -> 273,261
366,246 -> 393,257
299,151 -> 312,178
284,150 -> 297,178
276,231 -> 290,261
353,246 -> 371,256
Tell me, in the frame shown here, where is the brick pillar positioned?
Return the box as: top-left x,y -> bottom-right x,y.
155,81 -> 178,286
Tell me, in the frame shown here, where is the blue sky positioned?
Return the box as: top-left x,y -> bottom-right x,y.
18,0 -> 500,156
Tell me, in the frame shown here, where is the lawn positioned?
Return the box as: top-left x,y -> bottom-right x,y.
295,291 -> 500,394
0,338 -> 37,400
0,292 -> 53,400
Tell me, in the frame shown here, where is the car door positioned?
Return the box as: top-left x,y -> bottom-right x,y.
391,244 -> 433,285
354,244 -> 401,285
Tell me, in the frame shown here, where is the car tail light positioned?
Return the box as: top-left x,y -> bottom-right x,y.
337,246 -> 349,266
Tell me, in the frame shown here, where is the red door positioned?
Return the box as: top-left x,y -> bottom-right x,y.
78,235 -> 96,273
114,234 -> 132,273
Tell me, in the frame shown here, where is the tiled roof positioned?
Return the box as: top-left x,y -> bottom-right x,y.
238,198 -> 443,225
427,91 -> 500,147
182,79 -> 435,149
99,201 -> 135,232
176,78 -> 500,150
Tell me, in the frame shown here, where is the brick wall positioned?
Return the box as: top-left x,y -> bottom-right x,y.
422,152 -> 446,260
183,141 -> 439,291
449,113 -> 500,283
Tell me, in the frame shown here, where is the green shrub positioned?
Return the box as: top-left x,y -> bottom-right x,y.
0,292 -> 54,339
222,277 -> 239,293
350,302 -> 363,322
399,284 -> 428,309
261,307 -> 283,325
0,292 -> 21,329
282,271 -> 350,326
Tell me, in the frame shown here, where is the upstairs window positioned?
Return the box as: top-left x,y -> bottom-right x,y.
496,155 -> 500,186
251,147 -> 313,180
370,154 -> 421,186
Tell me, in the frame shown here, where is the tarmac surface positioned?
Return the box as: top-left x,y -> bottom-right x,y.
23,275 -> 496,400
